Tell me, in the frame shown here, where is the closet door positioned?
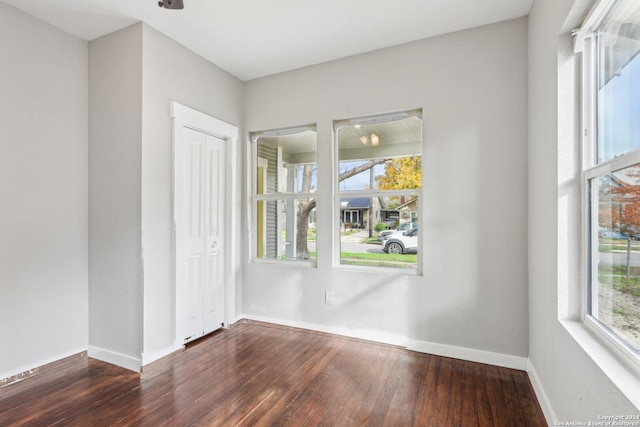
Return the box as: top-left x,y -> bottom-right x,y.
202,134 -> 225,334
179,128 -> 225,343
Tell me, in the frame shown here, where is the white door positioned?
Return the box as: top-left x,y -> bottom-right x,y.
179,127 -> 226,343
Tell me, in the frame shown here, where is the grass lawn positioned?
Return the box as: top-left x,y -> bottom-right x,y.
310,251 -> 417,267
599,244 -> 640,252
341,259 -> 415,268
361,237 -> 380,244
598,265 -> 640,298
599,238 -> 640,252
340,252 -> 417,262
340,252 -> 417,268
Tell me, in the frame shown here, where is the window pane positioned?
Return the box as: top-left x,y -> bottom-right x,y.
336,112 -> 421,270
338,157 -> 422,192
338,160 -> 385,191
339,195 -> 418,269
256,198 -> 316,262
253,127 -> 317,263
255,130 -> 317,194
596,2 -> 640,163
337,116 -> 422,192
591,165 -> 640,352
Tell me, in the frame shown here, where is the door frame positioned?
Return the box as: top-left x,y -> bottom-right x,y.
171,102 -> 238,349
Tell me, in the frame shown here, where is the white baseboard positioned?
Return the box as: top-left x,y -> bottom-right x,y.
406,340 -> 528,370
241,314 -> 409,347
240,314 -> 527,370
231,314 -> 246,325
0,347 -> 86,385
526,359 -> 557,426
141,344 -> 183,366
88,345 -> 141,373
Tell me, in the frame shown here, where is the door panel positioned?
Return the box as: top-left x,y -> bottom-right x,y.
186,255 -> 203,340
179,128 -> 225,343
204,251 -> 223,332
184,129 -> 206,341
203,135 -> 225,333
189,143 -> 203,238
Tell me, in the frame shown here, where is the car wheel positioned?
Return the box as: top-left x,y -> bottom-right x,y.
386,242 -> 403,254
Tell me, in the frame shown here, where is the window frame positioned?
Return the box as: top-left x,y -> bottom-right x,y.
250,125 -> 318,266
579,0 -> 640,371
333,111 -> 423,274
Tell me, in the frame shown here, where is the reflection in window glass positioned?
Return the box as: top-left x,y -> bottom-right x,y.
591,165 -> 640,352
585,0 -> 640,359
253,127 -> 317,262
336,112 -> 422,270
596,1 -> 640,163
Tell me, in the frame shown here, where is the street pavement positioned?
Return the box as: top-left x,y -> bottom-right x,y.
307,229 -> 384,254
599,250 -> 640,267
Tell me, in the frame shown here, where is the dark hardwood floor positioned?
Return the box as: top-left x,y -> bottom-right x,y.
0,320 -> 546,426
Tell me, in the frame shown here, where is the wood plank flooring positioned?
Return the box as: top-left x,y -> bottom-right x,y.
0,320 -> 547,426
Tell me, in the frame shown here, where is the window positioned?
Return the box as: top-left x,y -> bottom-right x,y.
334,111 -> 422,270
251,126 -> 317,263
580,0 -> 640,362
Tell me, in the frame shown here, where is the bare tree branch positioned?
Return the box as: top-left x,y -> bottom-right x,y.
295,158 -> 390,259
338,158 -> 390,182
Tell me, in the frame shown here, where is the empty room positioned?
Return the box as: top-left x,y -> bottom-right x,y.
1,0 -> 639,425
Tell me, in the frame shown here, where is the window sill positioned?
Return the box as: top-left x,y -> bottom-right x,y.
560,318 -> 640,410
334,263 -> 422,276
250,258 -> 317,268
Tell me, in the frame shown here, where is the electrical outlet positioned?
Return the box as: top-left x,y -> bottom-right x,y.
325,290 -> 334,305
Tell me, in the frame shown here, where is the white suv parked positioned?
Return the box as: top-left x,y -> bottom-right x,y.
381,227 -> 418,254
377,222 -> 417,242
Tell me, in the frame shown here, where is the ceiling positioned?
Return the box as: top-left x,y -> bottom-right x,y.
1,0 -> 532,81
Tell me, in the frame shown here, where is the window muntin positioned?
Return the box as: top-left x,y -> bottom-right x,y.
252,127 -> 317,262
584,0 -> 640,362
335,112 -> 422,270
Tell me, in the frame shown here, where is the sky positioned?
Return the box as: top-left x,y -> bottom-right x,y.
597,48 -> 640,162
338,161 -> 385,191
288,161 -> 386,192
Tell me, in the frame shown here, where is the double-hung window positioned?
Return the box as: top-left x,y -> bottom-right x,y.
334,110 -> 422,271
579,0 -> 640,363
251,126 -> 317,263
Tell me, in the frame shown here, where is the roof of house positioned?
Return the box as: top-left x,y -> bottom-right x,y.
343,198 -> 370,209
396,197 -> 418,210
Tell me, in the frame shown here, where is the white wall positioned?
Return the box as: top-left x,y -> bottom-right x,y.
88,24 -> 143,369
243,18 -> 529,364
0,3 -> 88,378
87,22 -> 244,368
528,0 -> 640,421
140,24 -> 243,360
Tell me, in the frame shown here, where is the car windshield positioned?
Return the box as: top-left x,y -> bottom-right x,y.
399,222 -> 417,230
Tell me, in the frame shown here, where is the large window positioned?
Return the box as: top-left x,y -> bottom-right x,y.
581,0 -> 640,362
334,111 -> 422,270
251,126 -> 317,263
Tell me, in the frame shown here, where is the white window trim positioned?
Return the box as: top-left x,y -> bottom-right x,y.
333,112 -> 423,275
250,127 -> 317,267
577,0 -> 640,374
